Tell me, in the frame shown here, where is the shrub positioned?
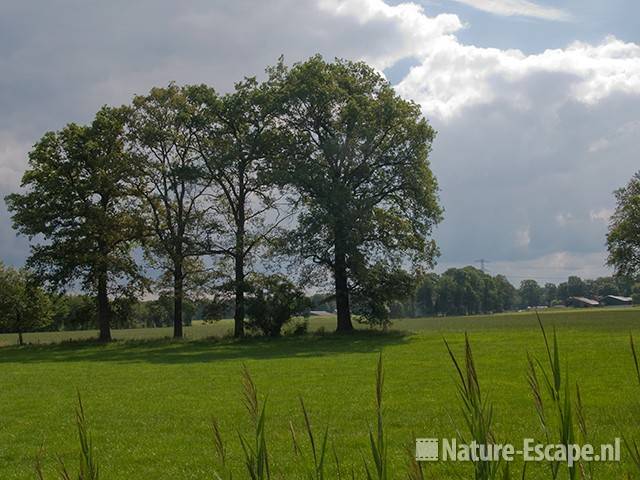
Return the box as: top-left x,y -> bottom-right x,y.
352,264 -> 416,330
283,317 -> 309,336
245,274 -> 309,337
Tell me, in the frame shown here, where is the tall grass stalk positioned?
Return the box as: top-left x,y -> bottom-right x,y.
36,393 -> 99,480
289,397 -> 330,479
445,333 -> 501,480
211,365 -> 271,480
363,353 -> 388,480
238,365 -> 271,480
211,418 -> 231,480
405,440 -> 425,480
527,313 -> 584,480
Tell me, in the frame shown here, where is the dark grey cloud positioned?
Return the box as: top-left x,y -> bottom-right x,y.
0,0 -> 426,266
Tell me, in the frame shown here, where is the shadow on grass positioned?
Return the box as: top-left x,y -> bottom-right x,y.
0,330 -> 412,365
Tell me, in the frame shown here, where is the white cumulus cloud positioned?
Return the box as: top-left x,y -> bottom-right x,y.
321,1 -> 640,119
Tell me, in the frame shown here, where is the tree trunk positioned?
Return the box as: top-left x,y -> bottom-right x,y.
234,178 -> 246,338
173,260 -> 184,339
17,330 -> 23,346
96,269 -> 112,342
334,235 -> 353,333
234,253 -> 245,338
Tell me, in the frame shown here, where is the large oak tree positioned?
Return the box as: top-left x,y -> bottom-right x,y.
6,107 -> 143,341
273,56 -> 442,332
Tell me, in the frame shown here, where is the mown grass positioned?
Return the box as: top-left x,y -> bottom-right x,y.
1,307 -> 639,479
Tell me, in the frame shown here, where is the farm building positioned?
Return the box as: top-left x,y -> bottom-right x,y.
567,296 -> 600,308
601,295 -> 633,306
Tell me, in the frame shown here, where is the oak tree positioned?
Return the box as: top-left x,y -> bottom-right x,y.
273,56 -> 442,332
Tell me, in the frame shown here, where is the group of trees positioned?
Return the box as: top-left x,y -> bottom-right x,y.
4,55 -> 639,343
3,56 -> 442,341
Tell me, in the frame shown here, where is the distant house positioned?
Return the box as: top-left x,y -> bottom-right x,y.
601,295 -> 633,306
567,296 -> 600,308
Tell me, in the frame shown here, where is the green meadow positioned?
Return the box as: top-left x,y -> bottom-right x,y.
2,307 -> 640,479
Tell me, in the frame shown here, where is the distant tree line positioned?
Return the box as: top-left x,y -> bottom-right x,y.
1,257 -> 636,342
2,56 -> 442,341
370,268 -> 635,318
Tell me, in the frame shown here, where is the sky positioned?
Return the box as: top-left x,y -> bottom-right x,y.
1,0 -> 638,286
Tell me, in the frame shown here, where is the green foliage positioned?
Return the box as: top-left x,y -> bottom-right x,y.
5,106 -> 144,341
414,272 -> 439,316
245,274 -> 309,337
607,172 -> 640,277
0,262 -> 52,344
50,295 -> 97,331
432,267 -> 516,316
519,279 -> 543,308
633,283 -> 640,305
185,78 -> 287,337
5,106 -> 141,291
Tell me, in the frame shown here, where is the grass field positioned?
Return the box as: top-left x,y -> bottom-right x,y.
2,307 -> 640,479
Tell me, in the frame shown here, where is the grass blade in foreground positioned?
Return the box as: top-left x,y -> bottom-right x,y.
364,353 -> 388,480
36,393 -> 99,480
